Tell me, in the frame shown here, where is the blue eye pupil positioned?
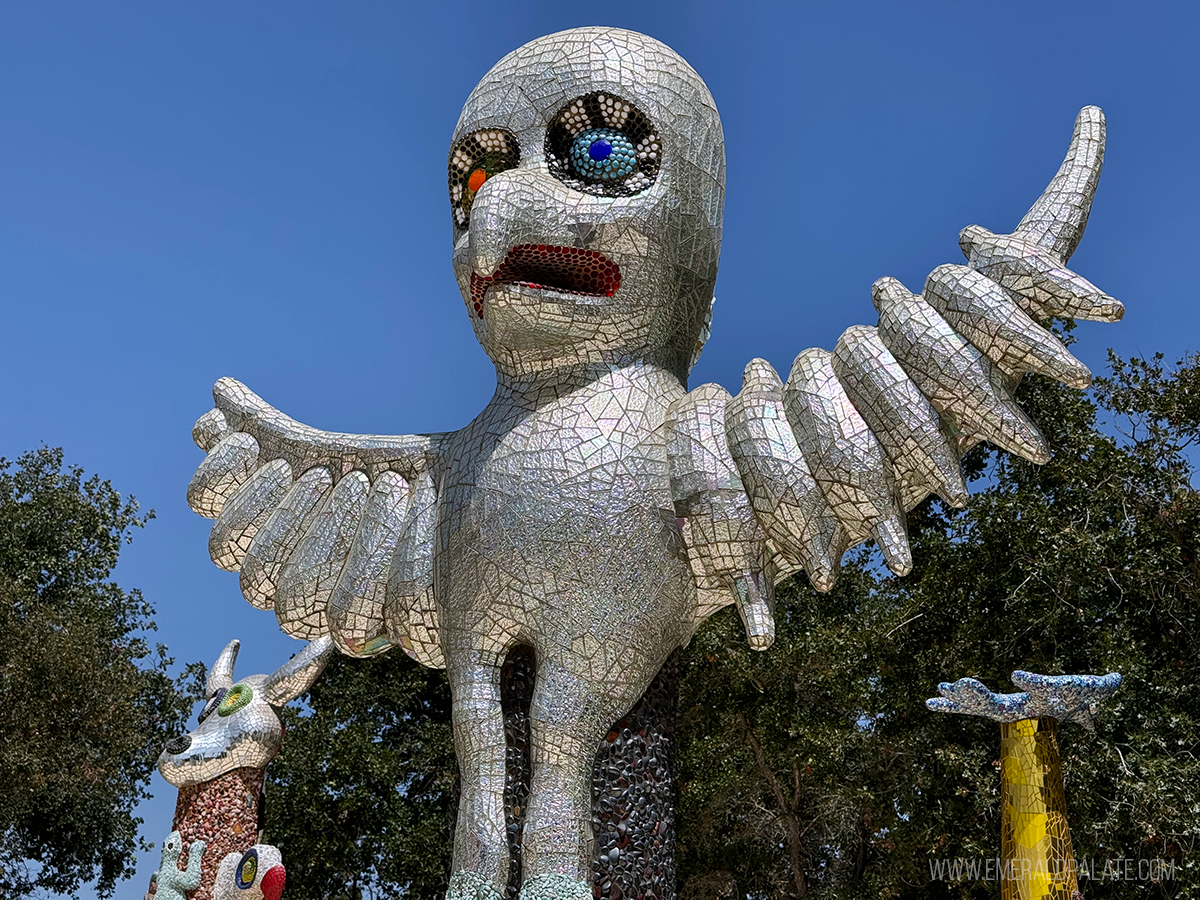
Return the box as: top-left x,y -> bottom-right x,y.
568,127 -> 637,182
588,139 -> 612,161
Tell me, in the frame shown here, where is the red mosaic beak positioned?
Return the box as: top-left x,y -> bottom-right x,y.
469,244 -> 621,317
261,864 -> 286,900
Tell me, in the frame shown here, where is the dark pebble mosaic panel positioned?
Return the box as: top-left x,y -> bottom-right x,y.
590,650 -> 679,900
496,648 -> 679,900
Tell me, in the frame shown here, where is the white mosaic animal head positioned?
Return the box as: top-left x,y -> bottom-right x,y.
160,830 -> 186,863
157,636 -> 333,787
213,844 -> 286,900
449,27 -> 725,380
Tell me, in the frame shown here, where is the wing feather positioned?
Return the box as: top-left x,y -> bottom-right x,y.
666,383 -> 775,647
724,359 -> 843,590
328,471 -> 412,657
210,377 -> 434,479
187,379 -> 445,666
275,470 -> 371,640
724,107 -> 1123,591
832,325 -> 967,508
209,459 -> 293,572
873,277 -> 1051,464
923,264 -> 1091,388
782,349 -> 911,575
187,431 -> 259,518
241,467 -> 334,610
384,473 -> 443,668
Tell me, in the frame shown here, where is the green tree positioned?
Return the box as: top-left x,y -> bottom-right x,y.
0,448 -> 202,899
266,651 -> 456,900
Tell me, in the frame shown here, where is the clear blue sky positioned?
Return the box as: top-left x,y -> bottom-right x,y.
2,2 -> 1196,896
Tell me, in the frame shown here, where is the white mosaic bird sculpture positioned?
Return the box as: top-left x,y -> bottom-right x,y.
185,27 -> 1123,900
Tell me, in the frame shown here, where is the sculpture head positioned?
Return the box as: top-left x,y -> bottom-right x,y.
161,830 -> 185,865
213,845 -> 286,900
157,637 -> 333,787
449,27 -> 725,380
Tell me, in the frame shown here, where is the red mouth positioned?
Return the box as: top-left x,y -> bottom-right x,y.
469,244 -> 621,317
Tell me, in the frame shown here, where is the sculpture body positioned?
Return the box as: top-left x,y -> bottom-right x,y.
186,27 -> 1123,900
150,831 -> 206,900
439,365 -> 693,884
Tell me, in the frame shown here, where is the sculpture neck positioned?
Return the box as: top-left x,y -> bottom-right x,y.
493,357 -> 685,412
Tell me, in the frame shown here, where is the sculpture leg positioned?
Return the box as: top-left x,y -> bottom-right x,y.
448,657 -> 509,900
519,658 -> 645,900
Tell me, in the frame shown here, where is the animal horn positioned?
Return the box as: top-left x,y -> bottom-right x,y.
262,635 -> 335,705
207,639 -> 240,696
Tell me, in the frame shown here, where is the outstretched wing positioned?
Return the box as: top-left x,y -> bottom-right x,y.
724,106 -> 1121,592
187,377 -> 445,666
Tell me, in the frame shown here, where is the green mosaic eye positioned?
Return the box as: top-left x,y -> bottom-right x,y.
236,848 -> 258,888
217,683 -> 253,716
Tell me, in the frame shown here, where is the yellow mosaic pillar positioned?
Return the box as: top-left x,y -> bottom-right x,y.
927,671 -> 1121,900
999,717 -> 1078,900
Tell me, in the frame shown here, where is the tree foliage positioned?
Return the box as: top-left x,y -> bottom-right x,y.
0,448 -> 202,899
266,651 -> 456,900
267,352 -> 1200,899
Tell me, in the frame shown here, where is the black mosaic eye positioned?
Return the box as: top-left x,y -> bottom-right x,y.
448,129 -> 520,228
546,93 -> 660,196
198,687 -> 227,724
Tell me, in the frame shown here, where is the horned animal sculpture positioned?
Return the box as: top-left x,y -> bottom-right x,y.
151,636 -> 333,900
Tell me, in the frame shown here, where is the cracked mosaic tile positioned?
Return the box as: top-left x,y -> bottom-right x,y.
186,27 -> 1124,900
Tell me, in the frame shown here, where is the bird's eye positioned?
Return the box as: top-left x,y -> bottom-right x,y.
546,93 -> 660,196
198,687 -> 227,724
217,684 -> 253,717
447,129 -> 520,229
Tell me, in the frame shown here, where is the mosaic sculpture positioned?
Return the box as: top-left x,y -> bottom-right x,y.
928,671 -> 1122,900
185,27 -> 1123,900
148,831 -> 206,900
212,845 -> 287,900
154,637 -> 331,900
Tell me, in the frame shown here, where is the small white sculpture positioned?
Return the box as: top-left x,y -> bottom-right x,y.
154,637 -> 331,900
147,831 -> 205,900
212,845 -> 286,900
